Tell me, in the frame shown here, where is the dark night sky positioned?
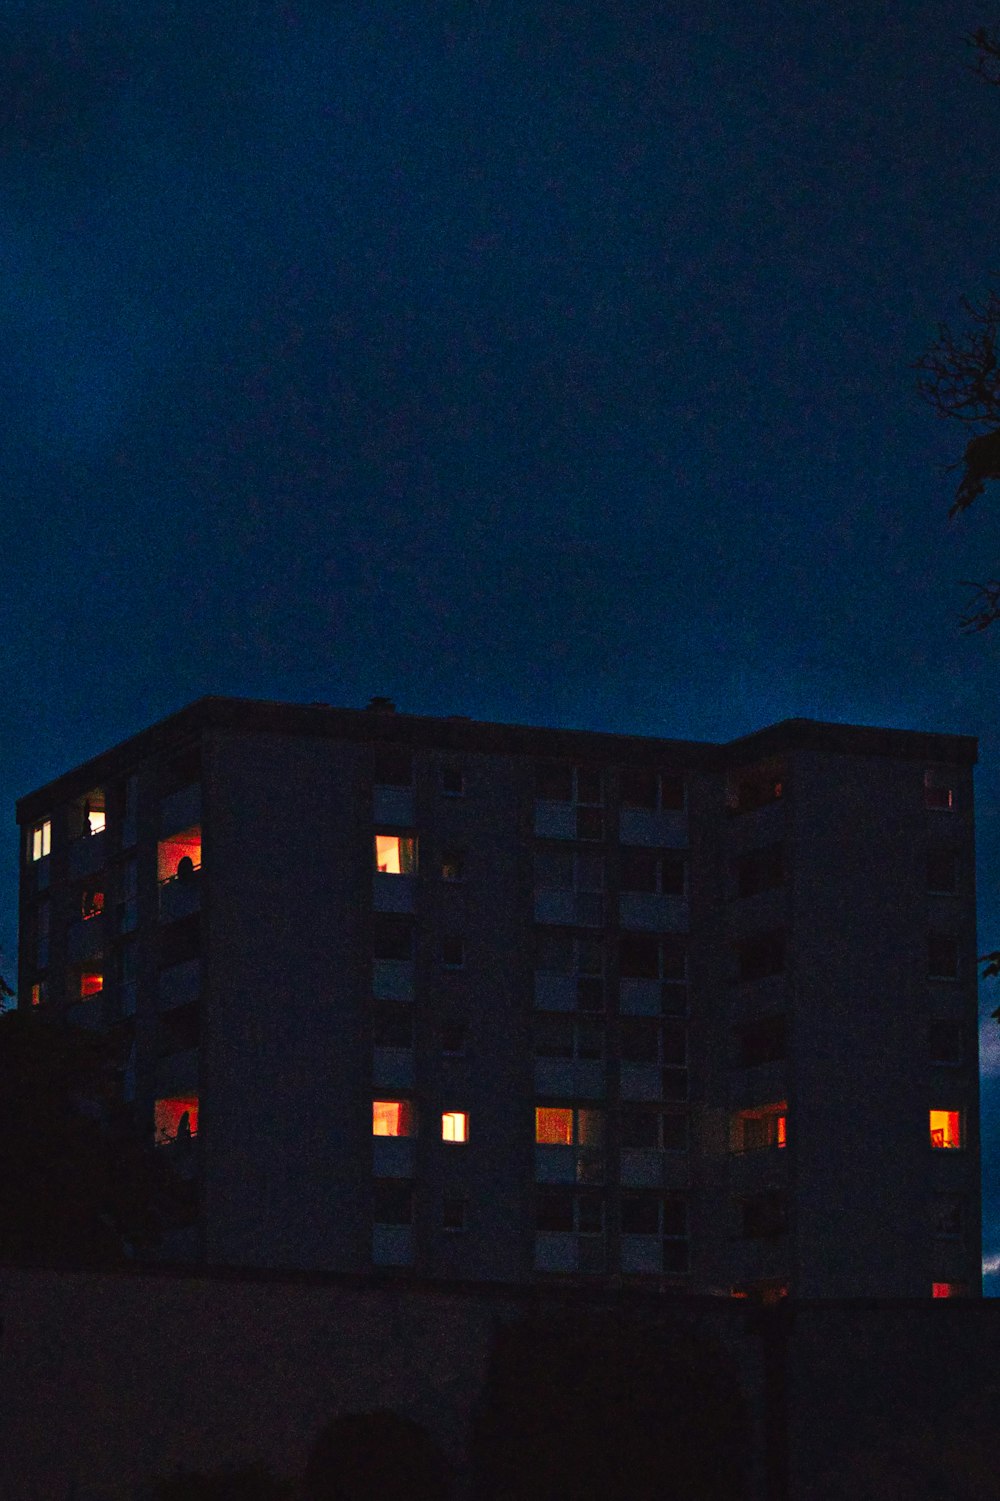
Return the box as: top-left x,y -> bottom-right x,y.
3,1 -> 1000,1283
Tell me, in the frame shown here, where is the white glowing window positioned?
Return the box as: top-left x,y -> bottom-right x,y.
442,1111 -> 468,1143
30,820 -> 51,861
374,834 -> 417,875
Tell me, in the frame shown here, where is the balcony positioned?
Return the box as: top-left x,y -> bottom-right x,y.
533,1059 -> 605,1098
534,802 -> 577,839
372,1225 -> 414,1266
67,914 -> 105,963
68,830 -> 106,879
534,1146 -> 603,1185
373,1047 -> 415,1089
373,1136 -> 414,1177
533,974 -> 577,1011
372,960 -> 414,1001
618,807 -> 686,847
373,873 -> 416,914
619,893 -> 687,932
158,958 -> 202,1011
619,979 -> 662,1016
372,785 -> 414,825
159,869 -> 202,923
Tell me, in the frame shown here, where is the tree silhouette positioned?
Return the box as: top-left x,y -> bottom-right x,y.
0,1009 -> 186,1265
301,1409 -> 452,1501
917,28 -> 1000,630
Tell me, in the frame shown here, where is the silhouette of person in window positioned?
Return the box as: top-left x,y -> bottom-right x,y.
176,855 -> 196,883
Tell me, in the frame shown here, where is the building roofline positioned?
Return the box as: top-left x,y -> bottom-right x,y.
14,696 -> 978,823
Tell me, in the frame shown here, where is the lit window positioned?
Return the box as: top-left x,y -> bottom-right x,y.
536,1106 -> 573,1145
732,1104 -> 787,1152
535,1106 -> 603,1147
373,1099 -> 415,1137
154,1095 -> 199,1144
932,1282 -> 968,1298
79,971 -> 103,998
81,889 -> 105,920
30,982 -> 45,1007
441,1111 -> 468,1143
929,1109 -> 963,1149
73,792 -> 106,838
374,833 -> 417,875
30,820 -> 51,861
158,827 -> 202,882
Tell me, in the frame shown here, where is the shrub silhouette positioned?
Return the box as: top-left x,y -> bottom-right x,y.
302,1408 -> 452,1501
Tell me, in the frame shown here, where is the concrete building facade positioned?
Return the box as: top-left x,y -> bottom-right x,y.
15,697 -> 982,1298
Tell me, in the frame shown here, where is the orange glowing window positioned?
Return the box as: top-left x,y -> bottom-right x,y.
372,1099 -> 415,1137
79,972 -> 103,998
30,983 -> 44,1007
374,834 -> 417,875
155,1096 -> 199,1144
536,1107 -> 574,1145
441,1111 -> 468,1143
30,820 -> 51,861
158,827 -> 202,883
81,889 -> 105,920
929,1109 -> 963,1149
932,1281 -> 968,1298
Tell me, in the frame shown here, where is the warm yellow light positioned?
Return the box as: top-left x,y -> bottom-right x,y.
777,1114 -> 787,1148
374,834 -> 416,875
158,827 -> 202,882
442,1111 -> 468,1142
88,808 -> 106,835
536,1107 -> 573,1145
31,820 -> 51,861
373,1099 -> 413,1137
80,972 -> 103,998
929,1109 -> 963,1149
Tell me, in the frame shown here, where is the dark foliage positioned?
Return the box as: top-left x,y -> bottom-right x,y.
0,1009 -> 185,1265
302,1409 -> 452,1501
470,1309 -> 748,1501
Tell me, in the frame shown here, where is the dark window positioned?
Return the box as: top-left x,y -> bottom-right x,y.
728,763 -> 784,815
661,1069 -> 688,1102
577,978 -> 605,1012
929,1020 -> 963,1065
373,1179 -> 413,1225
158,914 -> 201,968
620,770 -> 685,810
661,938 -> 686,982
536,763 -> 573,801
620,1018 -> 660,1063
441,937 -> 465,969
661,855 -> 686,897
933,1194 -> 964,1238
373,1004 -> 414,1049
576,769 -> 603,805
621,1192 -> 659,1235
576,937 -> 604,976
620,847 -> 659,892
441,1019 -> 467,1055
372,747 -> 412,786
535,930 -> 573,973
621,1110 -> 659,1150
924,771 -> 955,810
442,1194 -> 467,1230
739,1015 -> 787,1067
620,934 -> 659,979
662,1024 -> 687,1067
662,1196 -> 688,1238
534,1015 -> 574,1058
441,849 -> 465,882
620,768 -> 658,809
928,934 -> 959,980
737,843 -> 785,898
737,931 -> 786,983
662,1241 -> 690,1274
927,849 -> 957,893
372,916 -> 413,961
161,746 -> 201,796
157,1002 -> 200,1057
741,1192 -> 787,1239
536,1187 -> 575,1233
621,1111 -> 687,1152
576,806 -> 605,841
440,764 -> 464,796
577,1191 -> 604,1234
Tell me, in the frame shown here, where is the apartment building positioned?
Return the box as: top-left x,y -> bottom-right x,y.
15,697 -> 982,1298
